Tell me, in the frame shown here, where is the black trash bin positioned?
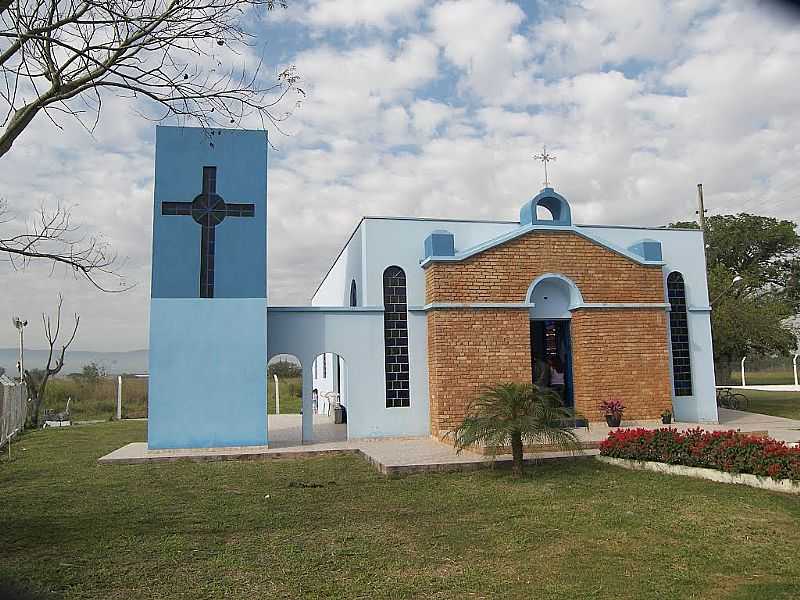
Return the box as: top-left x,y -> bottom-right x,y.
333,404 -> 347,424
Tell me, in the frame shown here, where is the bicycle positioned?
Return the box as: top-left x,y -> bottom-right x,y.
716,387 -> 749,410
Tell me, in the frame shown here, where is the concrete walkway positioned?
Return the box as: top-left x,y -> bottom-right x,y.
717,407 -> 800,443
98,409 -> 800,474
98,436 -> 597,475
99,413 -> 595,474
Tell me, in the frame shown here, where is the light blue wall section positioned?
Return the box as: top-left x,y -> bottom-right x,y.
362,218 -> 518,306
152,126 -> 267,299
313,222 -> 364,306
628,239 -> 663,262
267,308 -> 430,439
672,310 -> 718,422
528,277 -> 575,320
520,188 -> 572,226
148,298 -> 267,449
423,230 -> 455,258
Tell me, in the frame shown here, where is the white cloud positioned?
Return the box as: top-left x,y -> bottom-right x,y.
429,0 -> 529,97
306,0 -> 425,30
285,35 -> 439,138
3,0 -> 800,352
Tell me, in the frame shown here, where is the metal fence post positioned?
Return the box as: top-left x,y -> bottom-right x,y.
740,356 -> 747,387
116,375 -> 122,420
273,374 -> 280,415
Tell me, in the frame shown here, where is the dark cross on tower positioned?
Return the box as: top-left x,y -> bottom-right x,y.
161,166 -> 255,298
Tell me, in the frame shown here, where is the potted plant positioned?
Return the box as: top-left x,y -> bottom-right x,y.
661,409 -> 672,425
599,400 -> 625,428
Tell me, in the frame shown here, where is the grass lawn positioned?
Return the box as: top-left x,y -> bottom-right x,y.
44,377 -> 148,421
741,390 -> 800,421
731,370 -> 796,386
267,375 -> 301,414
2,423 -> 800,599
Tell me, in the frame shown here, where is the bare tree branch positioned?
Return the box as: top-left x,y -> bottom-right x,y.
0,0 -> 301,158
0,197 -> 127,291
23,293 -> 80,428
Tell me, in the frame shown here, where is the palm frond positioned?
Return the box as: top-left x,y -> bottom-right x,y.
450,382 -> 582,458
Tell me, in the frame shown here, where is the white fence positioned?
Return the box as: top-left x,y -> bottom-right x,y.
1,379 -> 27,449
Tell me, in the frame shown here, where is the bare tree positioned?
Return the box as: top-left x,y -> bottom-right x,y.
0,0 -> 302,159
0,198 -> 124,289
23,294 -> 79,428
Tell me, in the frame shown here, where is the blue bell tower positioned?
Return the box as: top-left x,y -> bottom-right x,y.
148,126 -> 268,449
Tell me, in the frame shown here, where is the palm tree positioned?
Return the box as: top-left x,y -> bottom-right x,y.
450,382 -> 583,478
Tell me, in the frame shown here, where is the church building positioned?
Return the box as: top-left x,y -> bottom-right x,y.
147,126 -> 718,450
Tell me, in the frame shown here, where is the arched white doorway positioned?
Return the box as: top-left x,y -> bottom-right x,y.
311,352 -> 348,442
265,352 -> 349,446
266,354 -> 303,446
527,275 -> 583,412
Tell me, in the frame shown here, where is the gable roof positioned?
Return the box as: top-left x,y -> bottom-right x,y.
419,223 -> 666,268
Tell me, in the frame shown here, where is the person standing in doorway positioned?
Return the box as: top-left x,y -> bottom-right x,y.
547,356 -> 566,404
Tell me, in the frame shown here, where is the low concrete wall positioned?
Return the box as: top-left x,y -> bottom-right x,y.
597,456 -> 800,495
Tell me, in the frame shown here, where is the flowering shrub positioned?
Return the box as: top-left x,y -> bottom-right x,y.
599,428 -> 800,481
599,400 -> 625,417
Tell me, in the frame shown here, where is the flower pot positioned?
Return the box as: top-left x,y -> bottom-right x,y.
605,415 -> 622,428
662,415 -> 672,425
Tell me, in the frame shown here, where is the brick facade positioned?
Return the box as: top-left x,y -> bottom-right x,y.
424,229 -> 673,436
571,308 -> 672,422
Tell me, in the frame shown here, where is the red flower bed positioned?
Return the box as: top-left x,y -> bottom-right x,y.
599,428 -> 800,481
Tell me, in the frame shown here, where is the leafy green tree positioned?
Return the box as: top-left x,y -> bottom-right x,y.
268,360 -> 302,379
672,214 -> 800,384
450,382 -> 582,478
80,362 -> 106,385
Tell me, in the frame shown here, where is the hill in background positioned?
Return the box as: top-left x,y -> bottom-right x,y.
0,348 -> 148,376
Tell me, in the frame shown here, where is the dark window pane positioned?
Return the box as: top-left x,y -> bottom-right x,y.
667,271 -> 693,396
383,266 -> 410,408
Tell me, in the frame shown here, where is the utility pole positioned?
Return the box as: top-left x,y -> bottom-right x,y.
696,183 -> 707,232
12,316 -> 28,382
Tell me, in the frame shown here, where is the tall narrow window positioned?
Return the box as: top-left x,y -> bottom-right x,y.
383,266 -> 410,407
350,279 -> 358,307
322,353 -> 327,378
667,272 -> 692,396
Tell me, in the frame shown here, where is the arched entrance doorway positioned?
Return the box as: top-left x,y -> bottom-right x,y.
311,352 -> 348,442
527,275 -> 582,412
267,354 -> 303,446
265,352 -> 348,446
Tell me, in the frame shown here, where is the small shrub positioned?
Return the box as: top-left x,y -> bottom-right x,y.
599,428 -> 800,481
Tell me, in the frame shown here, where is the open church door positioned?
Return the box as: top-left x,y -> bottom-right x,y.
530,319 -> 575,410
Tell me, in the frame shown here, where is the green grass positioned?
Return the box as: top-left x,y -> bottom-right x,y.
740,391 -> 800,421
40,373 -> 303,421
44,377 -> 148,421
267,376 -> 301,414
731,370 -> 796,386
2,423 -> 800,599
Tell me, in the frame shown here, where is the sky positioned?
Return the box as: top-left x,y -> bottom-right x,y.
1,0 -> 799,352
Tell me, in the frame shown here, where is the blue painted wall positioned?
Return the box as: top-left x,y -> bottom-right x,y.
148,298 -> 267,449
151,126 -> 267,299
148,126 -> 269,449
267,308 -> 430,440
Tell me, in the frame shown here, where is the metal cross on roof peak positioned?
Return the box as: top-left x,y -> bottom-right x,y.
533,145 -> 556,188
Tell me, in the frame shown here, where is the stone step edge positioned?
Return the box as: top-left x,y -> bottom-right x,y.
597,456 -> 800,495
